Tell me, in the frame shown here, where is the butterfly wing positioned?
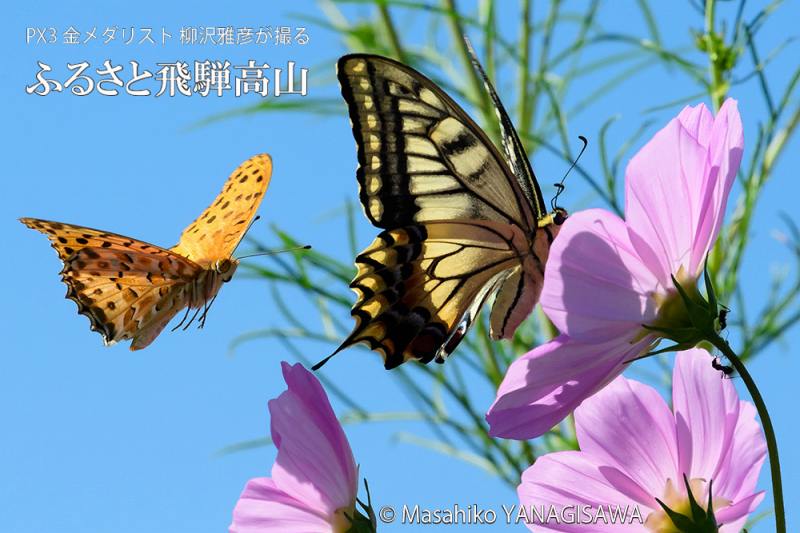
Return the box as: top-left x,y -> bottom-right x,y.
337,55 -> 537,231
324,220 -> 547,369
21,218 -> 203,350
171,154 -> 271,266
463,38 -> 548,218
328,55 -> 554,368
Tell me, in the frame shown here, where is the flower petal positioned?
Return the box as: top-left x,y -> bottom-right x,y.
624,101 -> 743,283
624,105 -> 711,284
672,349 -> 740,484
487,335 -> 650,439
575,375 -> 679,499
269,362 -> 358,517
716,491 -> 765,533
677,100 -> 714,145
542,209 -> 659,342
689,99 -> 743,273
517,451 -> 647,532
713,400 -> 767,504
230,477 -> 332,533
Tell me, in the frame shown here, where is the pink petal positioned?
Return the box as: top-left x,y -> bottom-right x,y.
689,99 -> 743,273
541,209 -> 659,342
624,105 -> 710,285
713,401 -> 767,503
269,362 -> 358,517
487,335 -> 651,439
517,451 -> 648,532
575,376 -> 679,499
677,101 -> 714,145
672,350 -> 740,484
672,349 -> 765,523
716,491 -> 765,533
230,477 -> 332,533
624,100 -> 743,283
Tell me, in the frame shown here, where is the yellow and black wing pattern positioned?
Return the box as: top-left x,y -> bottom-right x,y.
322,54 -> 563,370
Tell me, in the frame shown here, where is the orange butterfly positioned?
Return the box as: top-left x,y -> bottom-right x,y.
21,153 -> 272,350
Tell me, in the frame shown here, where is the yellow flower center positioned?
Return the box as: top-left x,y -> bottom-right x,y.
331,504 -> 357,533
645,478 -> 730,532
632,266 -> 718,352
650,268 -> 701,329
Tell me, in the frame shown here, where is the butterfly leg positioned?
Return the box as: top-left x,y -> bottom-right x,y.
198,296 -> 208,330
171,306 -> 192,332
198,295 -> 218,329
182,306 -> 203,331
177,280 -> 202,331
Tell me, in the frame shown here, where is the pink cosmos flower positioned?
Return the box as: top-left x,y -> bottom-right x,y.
516,349 -> 766,532
230,362 -> 360,533
487,99 -> 743,439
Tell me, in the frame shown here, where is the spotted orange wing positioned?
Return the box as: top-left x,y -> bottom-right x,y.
20,218 -> 203,350
171,154 -> 272,266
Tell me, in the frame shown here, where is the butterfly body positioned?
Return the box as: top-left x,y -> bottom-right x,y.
321,53 -> 567,370
22,153 -> 270,350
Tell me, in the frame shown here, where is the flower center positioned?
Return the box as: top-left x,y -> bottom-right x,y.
645,478 -> 730,533
332,504 -> 357,533
631,284 -> 695,346
636,266 -> 719,351
651,269 -> 700,329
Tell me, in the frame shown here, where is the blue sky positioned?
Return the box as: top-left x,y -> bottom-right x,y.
2,1 -> 798,531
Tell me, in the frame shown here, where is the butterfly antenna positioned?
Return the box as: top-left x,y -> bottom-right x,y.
236,245 -> 312,261
229,215 -> 262,259
551,135 -> 588,211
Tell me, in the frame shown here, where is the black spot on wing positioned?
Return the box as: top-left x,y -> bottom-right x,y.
440,131 -> 476,155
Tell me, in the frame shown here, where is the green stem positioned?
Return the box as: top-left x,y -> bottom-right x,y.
480,0 -> 496,81
529,0 -> 561,134
517,0 -> 532,148
719,102 -> 800,298
476,319 -> 503,387
442,0 -> 493,130
436,370 -> 524,481
703,0 -> 715,44
378,2 -> 408,63
704,0 -> 725,111
707,333 -> 785,533
520,440 -> 536,466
